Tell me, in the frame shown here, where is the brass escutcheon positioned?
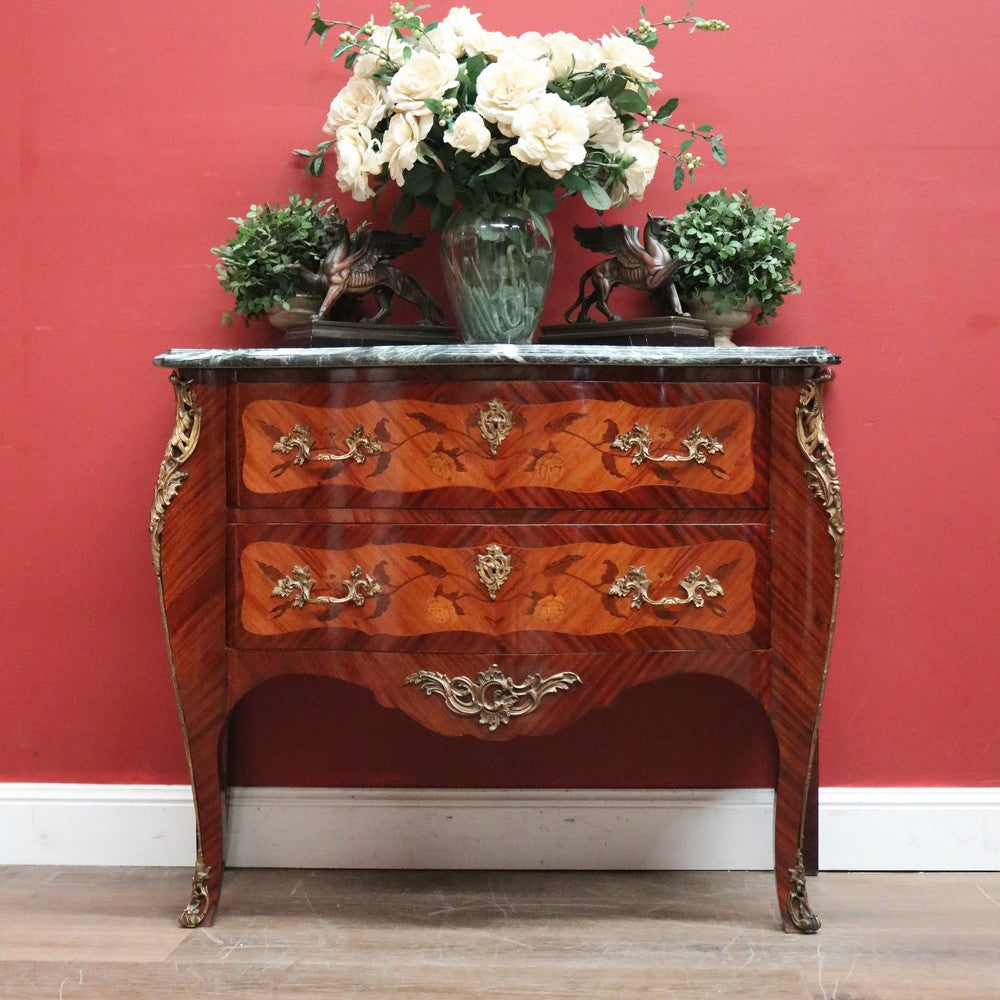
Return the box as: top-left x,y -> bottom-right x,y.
477,399 -> 514,455
476,543 -> 512,600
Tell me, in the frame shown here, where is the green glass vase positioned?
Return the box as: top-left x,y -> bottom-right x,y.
440,202 -> 555,344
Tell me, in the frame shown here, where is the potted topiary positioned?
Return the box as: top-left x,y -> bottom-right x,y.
665,189 -> 801,346
211,194 -> 346,329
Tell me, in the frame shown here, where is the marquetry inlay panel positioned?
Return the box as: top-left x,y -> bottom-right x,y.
236,532 -> 762,648
238,383 -> 762,506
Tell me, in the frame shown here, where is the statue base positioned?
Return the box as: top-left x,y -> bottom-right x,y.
539,315 -> 711,347
282,319 -> 458,346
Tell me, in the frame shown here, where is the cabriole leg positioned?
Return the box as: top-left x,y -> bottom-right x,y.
151,373 -> 228,927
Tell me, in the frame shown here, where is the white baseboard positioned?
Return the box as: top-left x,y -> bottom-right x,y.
225,787 -> 777,870
0,784 -> 196,867
1,784 -> 997,871
818,787 -> 1000,871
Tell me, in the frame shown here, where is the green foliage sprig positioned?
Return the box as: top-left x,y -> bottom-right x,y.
666,189 -> 800,324
210,195 -> 342,325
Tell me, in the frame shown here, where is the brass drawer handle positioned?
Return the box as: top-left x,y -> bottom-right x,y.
405,664 -> 581,732
608,565 -> 723,610
476,543 -> 512,600
477,399 -> 515,455
611,424 -> 722,466
272,423 -> 382,466
272,564 -> 381,609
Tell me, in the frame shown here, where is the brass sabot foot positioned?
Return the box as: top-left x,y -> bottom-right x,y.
786,851 -> 820,933
178,861 -> 212,928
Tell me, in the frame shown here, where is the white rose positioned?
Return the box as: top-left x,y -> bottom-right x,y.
509,93 -> 589,179
596,33 -> 661,82
334,125 -> 382,201
584,96 -> 625,153
353,25 -> 406,79
544,31 -> 597,80
474,55 -> 549,137
380,111 -> 432,185
470,29 -> 515,60
418,6 -> 485,57
442,6 -> 484,37
443,111 -> 492,156
616,135 -> 660,204
322,77 -> 389,136
516,31 -> 551,63
418,23 -> 463,58
387,51 -> 459,115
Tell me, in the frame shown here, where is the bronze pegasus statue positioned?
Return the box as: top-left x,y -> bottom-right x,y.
565,214 -> 684,323
298,220 -> 446,325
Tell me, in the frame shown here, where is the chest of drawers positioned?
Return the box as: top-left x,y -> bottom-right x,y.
151,343 -> 842,933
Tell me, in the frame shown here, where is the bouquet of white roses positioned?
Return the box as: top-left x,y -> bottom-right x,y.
299,2 -> 728,229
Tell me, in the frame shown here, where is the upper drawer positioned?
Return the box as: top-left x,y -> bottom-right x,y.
232,381 -> 768,509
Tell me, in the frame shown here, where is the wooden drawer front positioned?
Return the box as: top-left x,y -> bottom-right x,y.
233,524 -> 768,652
235,381 -> 767,509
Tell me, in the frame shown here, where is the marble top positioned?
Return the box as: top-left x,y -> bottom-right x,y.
154,344 -> 840,369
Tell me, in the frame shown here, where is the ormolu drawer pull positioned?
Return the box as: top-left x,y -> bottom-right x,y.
611,424 -> 723,466
477,399 -> 515,455
608,565 -> 723,610
405,664 -> 581,731
272,564 -> 381,609
272,423 -> 382,465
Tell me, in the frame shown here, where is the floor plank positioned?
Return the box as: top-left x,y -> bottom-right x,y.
1,868 -> 998,998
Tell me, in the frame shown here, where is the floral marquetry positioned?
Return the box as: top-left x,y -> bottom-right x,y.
237,382 -> 764,508
235,532 -> 764,651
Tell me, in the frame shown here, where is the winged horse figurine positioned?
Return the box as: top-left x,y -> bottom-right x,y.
298,219 -> 446,325
564,215 -> 684,323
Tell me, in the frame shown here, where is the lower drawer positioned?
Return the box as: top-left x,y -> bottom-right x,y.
230,523 -> 769,653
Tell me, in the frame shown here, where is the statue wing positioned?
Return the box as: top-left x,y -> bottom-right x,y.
572,223 -> 645,266
351,230 -> 424,271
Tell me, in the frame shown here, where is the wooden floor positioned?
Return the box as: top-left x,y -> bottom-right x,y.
1,868 -> 998,998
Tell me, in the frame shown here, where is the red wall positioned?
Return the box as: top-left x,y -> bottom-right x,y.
3,0 -> 998,790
